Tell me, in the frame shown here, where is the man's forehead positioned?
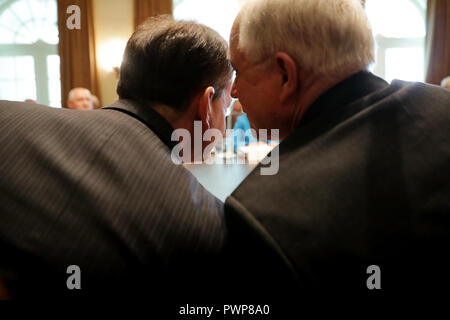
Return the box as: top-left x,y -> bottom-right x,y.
229,43 -> 250,71
74,89 -> 90,96
229,19 -> 240,53
230,21 -> 240,43
228,35 -> 241,65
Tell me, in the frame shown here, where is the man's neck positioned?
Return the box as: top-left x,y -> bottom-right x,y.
151,102 -> 196,132
151,102 -> 204,163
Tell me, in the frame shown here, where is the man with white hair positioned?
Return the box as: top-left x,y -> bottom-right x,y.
441,76 -> 450,90
224,0 -> 450,297
66,87 -> 94,110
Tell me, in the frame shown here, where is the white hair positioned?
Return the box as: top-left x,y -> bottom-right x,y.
67,87 -> 91,101
441,76 -> 450,89
238,0 -> 375,75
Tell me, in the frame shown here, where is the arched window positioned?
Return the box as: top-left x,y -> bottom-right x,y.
0,0 -> 60,107
366,0 -> 427,83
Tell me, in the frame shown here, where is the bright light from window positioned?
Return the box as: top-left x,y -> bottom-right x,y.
0,0 -> 58,44
365,0 -> 426,82
0,56 -> 36,101
47,55 -> 61,108
173,0 -> 246,42
385,48 -> 424,83
366,0 -> 425,38
0,0 -> 59,106
98,39 -> 127,71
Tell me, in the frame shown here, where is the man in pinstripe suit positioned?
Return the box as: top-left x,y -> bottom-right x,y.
0,16 -> 232,300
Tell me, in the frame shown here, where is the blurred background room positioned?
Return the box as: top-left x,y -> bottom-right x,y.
1,0 -> 448,108
0,0 -> 449,199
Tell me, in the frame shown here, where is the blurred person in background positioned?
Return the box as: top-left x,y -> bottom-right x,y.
92,94 -> 101,109
441,76 -> 450,89
66,87 -> 94,110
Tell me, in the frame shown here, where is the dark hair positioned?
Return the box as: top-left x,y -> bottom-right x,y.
117,15 -> 232,109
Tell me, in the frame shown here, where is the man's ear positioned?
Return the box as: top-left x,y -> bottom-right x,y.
198,86 -> 215,130
274,52 -> 298,103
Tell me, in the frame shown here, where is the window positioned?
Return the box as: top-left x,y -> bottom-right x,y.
0,0 -> 60,107
365,0 -> 427,83
173,0 -> 246,42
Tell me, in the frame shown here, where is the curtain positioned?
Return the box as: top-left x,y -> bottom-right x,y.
134,0 -> 173,29
57,0 -> 100,108
425,0 -> 450,85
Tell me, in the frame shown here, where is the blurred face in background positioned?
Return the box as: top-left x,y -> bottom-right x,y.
67,88 -> 93,110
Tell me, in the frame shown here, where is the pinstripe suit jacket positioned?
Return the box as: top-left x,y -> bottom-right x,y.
0,99 -> 225,299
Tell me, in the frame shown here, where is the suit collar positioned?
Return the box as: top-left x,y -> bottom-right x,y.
299,71 -> 389,127
278,72 -> 390,153
105,99 -> 177,150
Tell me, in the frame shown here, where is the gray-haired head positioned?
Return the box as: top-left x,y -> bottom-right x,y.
236,0 -> 375,76
67,87 -> 93,110
441,76 -> 450,89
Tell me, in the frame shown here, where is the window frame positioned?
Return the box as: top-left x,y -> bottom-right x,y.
0,0 -> 59,106
367,0 -> 426,82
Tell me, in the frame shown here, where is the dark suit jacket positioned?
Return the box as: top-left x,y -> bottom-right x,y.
0,99 -> 225,300
224,72 -> 450,298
